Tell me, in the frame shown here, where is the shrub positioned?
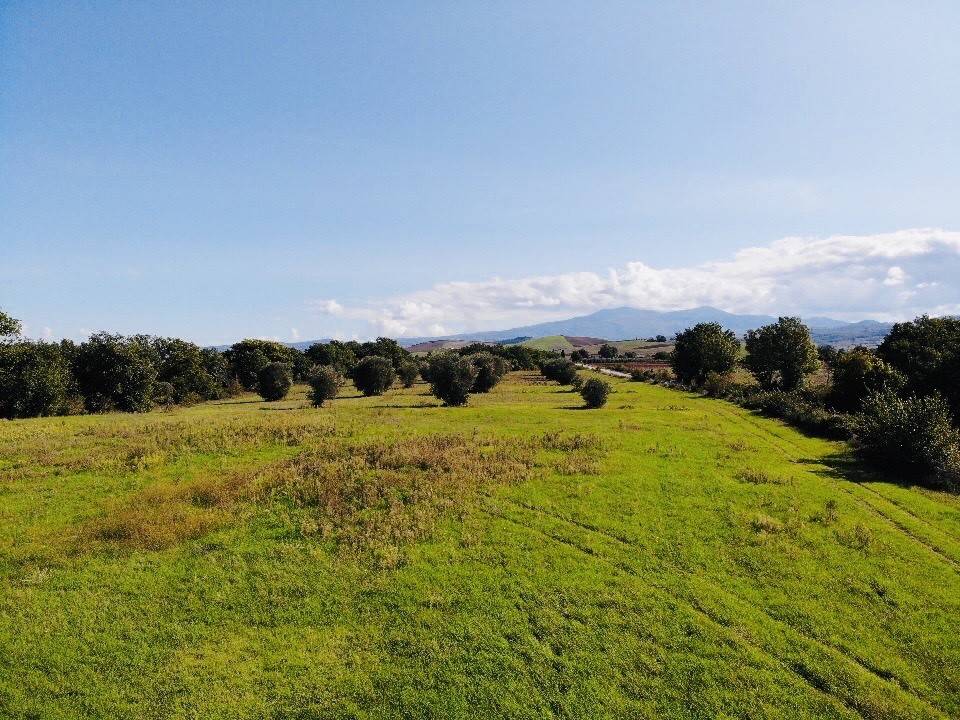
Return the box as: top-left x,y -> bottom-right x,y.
353,355 -> 395,396
256,362 -> 293,401
598,343 -> 618,359
571,349 -> 589,362
398,361 -> 420,388
653,350 -> 672,361
743,317 -> 818,391
854,390 -> 960,490
702,371 -> 740,399
541,358 -> 579,385
307,365 -> 343,407
469,352 -> 509,393
580,378 -> 611,408
671,323 -> 739,385
571,373 -> 584,390
0,341 -> 76,419
741,389 -> 851,440
429,353 -> 478,406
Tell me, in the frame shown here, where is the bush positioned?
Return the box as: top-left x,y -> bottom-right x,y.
580,378 -> 611,408
256,362 -> 293,401
571,349 -> 589,362
671,323 -> 739,385
741,389 -> 851,440
398,361 -> 420,388
702,371 -> 741,399
743,317 -> 818,391
598,344 -> 618,359
541,358 -> 579,385
429,353 -> 477,406
307,365 -> 343,407
353,355 -> 395,396
571,373 -> 584,391
470,352 -> 509,393
0,341 -> 76,419
854,391 -> 960,490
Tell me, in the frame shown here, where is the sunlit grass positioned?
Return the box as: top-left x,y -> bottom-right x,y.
1,373 -> 959,718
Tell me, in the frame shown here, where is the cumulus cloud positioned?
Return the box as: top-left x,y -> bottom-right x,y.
309,228 -> 960,337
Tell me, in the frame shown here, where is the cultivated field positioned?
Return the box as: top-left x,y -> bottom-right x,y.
2,372 -> 959,718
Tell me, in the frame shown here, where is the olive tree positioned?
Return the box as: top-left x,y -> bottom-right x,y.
469,352 -> 509,393
257,362 -> 293,401
429,353 -> 478,406
353,355 -> 395,396
307,365 -> 343,407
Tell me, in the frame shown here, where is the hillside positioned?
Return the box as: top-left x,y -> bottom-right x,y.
386,307 -> 893,349
2,374 -> 959,717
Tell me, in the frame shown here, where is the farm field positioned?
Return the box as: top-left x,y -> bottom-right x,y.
2,372 -> 959,719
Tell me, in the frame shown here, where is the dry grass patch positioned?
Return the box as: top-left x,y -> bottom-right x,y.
78,432 -> 575,560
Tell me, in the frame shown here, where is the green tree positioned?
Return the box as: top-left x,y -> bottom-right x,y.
0,341 -> 76,419
598,343 -> 618,359
397,361 -> 419,388
305,340 -> 357,375
307,365 -> 343,407
0,309 -> 21,339
541,358 -> 579,385
571,349 -> 589,361
743,317 -> 818,391
828,347 -> 905,412
429,353 -> 478,406
671,323 -> 740,385
469,352 -> 509,393
878,315 -> 960,418
150,337 -> 222,403
73,333 -> 157,413
256,362 -> 293,401
353,355 -> 395,396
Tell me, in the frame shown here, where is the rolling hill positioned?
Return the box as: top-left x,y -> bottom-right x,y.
391,307 -> 894,349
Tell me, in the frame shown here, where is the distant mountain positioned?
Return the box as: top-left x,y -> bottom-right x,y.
392,306 -> 893,348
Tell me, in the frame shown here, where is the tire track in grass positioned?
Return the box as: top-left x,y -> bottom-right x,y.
850,481 -> 960,545
483,499 -> 949,720
705,401 -> 960,571
495,495 -> 950,718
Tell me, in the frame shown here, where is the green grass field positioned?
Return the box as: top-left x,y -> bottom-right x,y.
520,335 -> 576,353
2,372 -> 959,719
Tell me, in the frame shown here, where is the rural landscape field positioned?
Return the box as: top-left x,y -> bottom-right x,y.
3,368 -> 959,718
5,3 -> 960,718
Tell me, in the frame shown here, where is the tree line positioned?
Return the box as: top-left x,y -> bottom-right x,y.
0,309 -> 556,418
655,315 -> 960,490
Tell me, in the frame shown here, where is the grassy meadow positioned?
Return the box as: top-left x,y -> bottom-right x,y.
2,372 -> 959,718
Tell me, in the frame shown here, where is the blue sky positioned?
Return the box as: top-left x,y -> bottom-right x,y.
2,2 -> 959,343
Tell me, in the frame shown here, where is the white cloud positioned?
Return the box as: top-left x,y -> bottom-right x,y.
308,228 -> 960,337
309,299 -> 343,315
883,266 -> 907,286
